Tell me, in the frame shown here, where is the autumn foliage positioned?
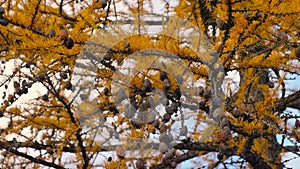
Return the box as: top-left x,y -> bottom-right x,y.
0,0 -> 300,169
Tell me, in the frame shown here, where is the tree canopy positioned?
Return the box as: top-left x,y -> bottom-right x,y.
0,0 -> 300,168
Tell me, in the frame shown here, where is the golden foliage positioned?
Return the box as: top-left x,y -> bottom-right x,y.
0,0 -> 299,168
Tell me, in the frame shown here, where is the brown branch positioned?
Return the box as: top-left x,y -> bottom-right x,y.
7,19 -> 47,36
0,141 -> 65,169
59,0 -> 64,15
44,77 -> 90,169
29,0 -> 42,29
175,142 -> 218,151
150,150 -> 199,169
39,10 -> 78,22
276,90 -> 300,111
197,0 -> 213,35
231,9 -> 300,17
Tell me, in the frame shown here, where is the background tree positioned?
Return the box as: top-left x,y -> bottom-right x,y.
0,0 -> 299,169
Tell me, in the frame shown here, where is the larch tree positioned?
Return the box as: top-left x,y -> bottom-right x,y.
0,0 -> 299,169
